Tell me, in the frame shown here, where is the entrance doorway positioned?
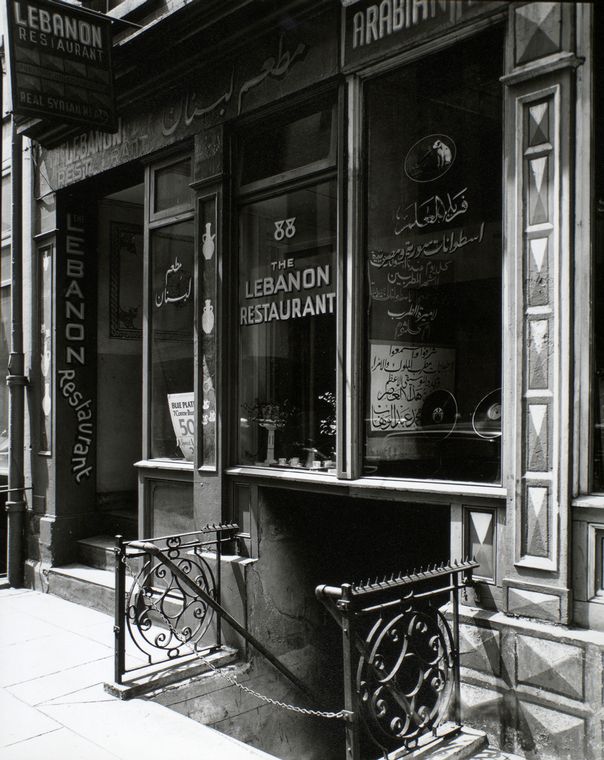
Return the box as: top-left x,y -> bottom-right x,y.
95,172 -> 144,534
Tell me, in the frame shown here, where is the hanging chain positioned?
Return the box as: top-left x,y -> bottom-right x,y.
119,552 -> 350,721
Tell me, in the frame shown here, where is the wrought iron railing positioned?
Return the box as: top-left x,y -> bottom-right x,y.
113,524 -> 238,686
113,524 -> 315,702
316,560 -> 478,760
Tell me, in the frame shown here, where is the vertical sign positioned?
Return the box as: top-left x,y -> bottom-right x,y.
55,201 -> 97,505
5,0 -> 116,129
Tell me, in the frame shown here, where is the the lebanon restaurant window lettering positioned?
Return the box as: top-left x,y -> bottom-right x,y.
364,28 -> 503,483
237,182 -> 337,469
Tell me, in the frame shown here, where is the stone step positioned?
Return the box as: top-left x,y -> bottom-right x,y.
106,646 -> 241,700
78,535 -> 118,571
395,726 -> 487,760
48,563 -> 120,616
470,750 -> 524,760
384,727 -> 525,760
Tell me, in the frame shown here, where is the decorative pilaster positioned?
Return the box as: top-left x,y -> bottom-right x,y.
502,2 -> 581,623
192,126 -> 225,524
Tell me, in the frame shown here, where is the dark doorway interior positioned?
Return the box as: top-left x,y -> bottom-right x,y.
93,165 -> 145,533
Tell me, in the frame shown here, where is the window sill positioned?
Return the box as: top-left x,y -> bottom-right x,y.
573,495 -> 604,510
226,466 -> 507,500
135,459 -> 194,472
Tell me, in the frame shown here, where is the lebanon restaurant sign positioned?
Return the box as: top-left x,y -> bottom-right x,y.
6,0 -> 116,129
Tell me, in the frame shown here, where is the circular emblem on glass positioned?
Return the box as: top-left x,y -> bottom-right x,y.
432,406 -> 444,424
486,403 -> 502,422
404,133 -> 456,183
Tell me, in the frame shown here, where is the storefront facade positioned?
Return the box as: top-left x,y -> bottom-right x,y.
15,1 -> 604,757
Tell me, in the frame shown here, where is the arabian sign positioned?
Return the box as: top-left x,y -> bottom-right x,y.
342,0 -> 507,69
6,0 -> 116,129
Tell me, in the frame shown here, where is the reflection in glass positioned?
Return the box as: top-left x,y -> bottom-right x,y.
237,181 -> 337,469
150,220 -> 194,459
364,28 -> 503,483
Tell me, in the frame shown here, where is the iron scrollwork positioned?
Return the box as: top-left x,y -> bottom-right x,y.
316,560 -> 478,759
126,535 -> 217,665
357,601 -> 455,754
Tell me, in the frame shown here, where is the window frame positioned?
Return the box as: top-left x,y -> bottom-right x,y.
230,93 -> 339,473
226,22 -> 510,503
149,155 -> 195,225
356,21 -> 506,488
141,152 -> 195,468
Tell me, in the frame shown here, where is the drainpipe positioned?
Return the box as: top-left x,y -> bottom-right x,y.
6,122 -> 26,588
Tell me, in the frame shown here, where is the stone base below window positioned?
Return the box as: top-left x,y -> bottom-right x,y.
448,604 -> 604,760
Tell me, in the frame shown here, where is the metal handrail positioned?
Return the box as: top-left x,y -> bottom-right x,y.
115,534 -> 316,703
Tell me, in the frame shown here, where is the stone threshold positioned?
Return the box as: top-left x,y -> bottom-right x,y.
105,645 -> 239,699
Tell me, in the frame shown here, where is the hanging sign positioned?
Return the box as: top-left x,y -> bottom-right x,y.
5,0 -> 116,129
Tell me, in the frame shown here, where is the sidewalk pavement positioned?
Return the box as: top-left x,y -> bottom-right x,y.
0,585 -> 279,760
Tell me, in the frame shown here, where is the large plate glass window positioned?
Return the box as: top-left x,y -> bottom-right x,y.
363,28 -> 503,483
236,101 -> 337,470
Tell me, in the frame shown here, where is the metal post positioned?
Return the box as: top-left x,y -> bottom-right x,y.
6,122 -> 25,588
215,527 -> 222,648
451,570 -> 461,726
340,583 -> 360,760
114,535 -> 126,685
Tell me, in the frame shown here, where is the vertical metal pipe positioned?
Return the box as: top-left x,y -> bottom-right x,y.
6,123 -> 25,588
216,527 -> 222,648
341,583 -> 360,760
114,535 -> 126,685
